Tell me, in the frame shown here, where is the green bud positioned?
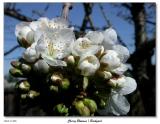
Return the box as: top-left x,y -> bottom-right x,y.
83,98 -> 97,114
50,85 -> 59,93
21,94 -> 27,99
18,80 -> 30,91
74,101 -> 90,116
21,63 -> 31,74
11,60 -> 21,69
60,78 -> 70,90
28,90 -> 40,99
99,99 -> 107,109
53,104 -> 69,116
9,68 -> 24,77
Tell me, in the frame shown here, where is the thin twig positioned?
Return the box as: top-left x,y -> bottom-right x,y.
4,8 -> 35,22
4,45 -> 20,56
99,3 -> 111,27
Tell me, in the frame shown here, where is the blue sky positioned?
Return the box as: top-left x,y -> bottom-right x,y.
4,3 -> 155,74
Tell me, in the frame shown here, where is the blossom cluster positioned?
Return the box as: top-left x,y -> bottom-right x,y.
10,17 -> 137,116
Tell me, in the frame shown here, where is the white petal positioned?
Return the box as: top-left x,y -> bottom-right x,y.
17,26 -> 32,40
23,45 -> 39,63
103,28 -> 117,50
117,77 -> 137,95
42,55 -> 67,67
71,37 -> 101,56
111,63 -> 128,75
51,17 -> 69,28
85,31 -> 104,44
110,93 -> 130,115
112,45 -> 130,63
15,22 -> 30,37
78,54 -> 100,76
100,50 -> 121,70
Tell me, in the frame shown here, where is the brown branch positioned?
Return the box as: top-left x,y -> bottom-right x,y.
80,3 -> 95,31
99,3 -> 111,27
4,8 -> 35,22
4,44 -> 20,56
61,3 -> 72,20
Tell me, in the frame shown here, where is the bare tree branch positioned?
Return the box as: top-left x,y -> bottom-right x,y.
4,8 -> 35,22
61,3 -> 72,20
80,3 -> 95,31
99,3 -> 111,27
4,45 -> 20,56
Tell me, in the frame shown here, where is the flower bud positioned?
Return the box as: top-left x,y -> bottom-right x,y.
108,76 -> 125,88
83,98 -> 97,114
74,101 -> 90,116
98,71 -> 112,80
11,60 -> 21,69
60,78 -> 70,90
50,85 -> 59,93
99,99 -> 107,109
16,25 -> 34,48
51,73 -> 63,85
18,80 -> 30,91
95,46 -> 105,59
21,63 -> 31,74
28,90 -> 40,99
53,104 -> 69,116
33,59 -> 49,74
9,68 -> 24,77
66,55 -> 75,65
21,94 -> 27,99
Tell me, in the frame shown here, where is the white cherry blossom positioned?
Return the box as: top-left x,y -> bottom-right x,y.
71,37 -> 101,57
98,76 -> 137,115
23,42 -> 39,63
35,28 -> 75,66
112,44 -> 130,63
85,31 -> 104,44
100,50 -> 121,71
102,28 -> 117,50
78,54 -> 100,76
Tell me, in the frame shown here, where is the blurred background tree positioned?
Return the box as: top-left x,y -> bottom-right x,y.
4,3 -> 156,116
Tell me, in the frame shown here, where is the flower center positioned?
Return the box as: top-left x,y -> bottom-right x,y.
47,41 -> 56,57
80,40 -> 91,49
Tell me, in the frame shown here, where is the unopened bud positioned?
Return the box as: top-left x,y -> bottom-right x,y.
51,73 -> 63,85
108,76 -> 125,88
66,55 -> 75,65
11,60 -> 21,69
9,68 -> 24,77
21,94 -> 27,99
18,80 -> 30,91
28,90 -> 40,99
53,104 -> 69,116
95,46 -> 105,58
60,78 -> 70,90
74,101 -> 90,116
99,99 -> 107,109
83,98 -> 97,114
50,85 -> 59,93
98,71 -> 112,80
33,59 -> 49,74
21,63 -> 31,74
